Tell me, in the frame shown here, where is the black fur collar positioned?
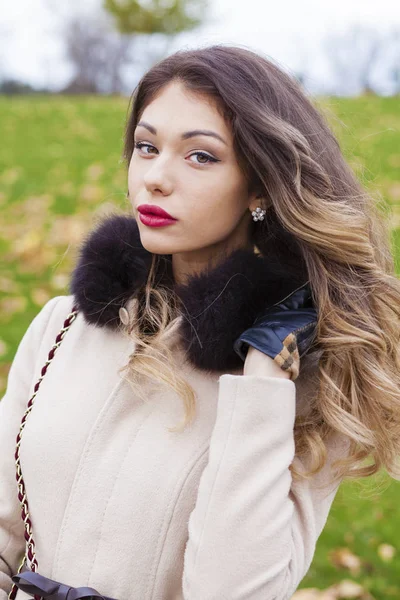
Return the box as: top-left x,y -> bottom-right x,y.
69,213 -> 309,372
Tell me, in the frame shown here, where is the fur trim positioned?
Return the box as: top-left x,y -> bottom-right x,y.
174,247 -> 304,371
69,213 -> 308,372
70,214 -> 153,329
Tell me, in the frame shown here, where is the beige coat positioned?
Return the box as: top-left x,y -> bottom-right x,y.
0,295 -> 349,600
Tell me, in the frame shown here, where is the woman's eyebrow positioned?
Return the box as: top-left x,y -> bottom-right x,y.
136,121 -> 227,145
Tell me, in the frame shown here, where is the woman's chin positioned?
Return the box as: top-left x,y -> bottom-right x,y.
138,230 -> 178,255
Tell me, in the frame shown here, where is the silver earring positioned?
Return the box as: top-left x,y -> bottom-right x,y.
251,207 -> 266,222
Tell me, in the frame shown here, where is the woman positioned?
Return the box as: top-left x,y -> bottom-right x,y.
1,45 -> 400,600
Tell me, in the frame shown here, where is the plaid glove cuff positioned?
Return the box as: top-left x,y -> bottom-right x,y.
272,331 -> 300,381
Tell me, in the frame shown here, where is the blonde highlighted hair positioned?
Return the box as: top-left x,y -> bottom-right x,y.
118,45 -> 400,488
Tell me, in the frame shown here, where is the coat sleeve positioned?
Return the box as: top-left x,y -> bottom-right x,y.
182,373 -> 349,600
0,296 -> 65,600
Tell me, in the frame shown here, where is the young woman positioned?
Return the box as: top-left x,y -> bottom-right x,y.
2,45 -> 400,600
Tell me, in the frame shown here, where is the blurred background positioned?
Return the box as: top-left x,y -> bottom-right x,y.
1,1 -> 400,598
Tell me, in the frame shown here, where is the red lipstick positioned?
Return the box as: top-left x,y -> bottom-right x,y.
137,204 -> 178,228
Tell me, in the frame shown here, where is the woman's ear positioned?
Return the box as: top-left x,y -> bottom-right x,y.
249,193 -> 269,215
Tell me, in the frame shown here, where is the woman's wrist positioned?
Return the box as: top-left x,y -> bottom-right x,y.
243,346 -> 292,379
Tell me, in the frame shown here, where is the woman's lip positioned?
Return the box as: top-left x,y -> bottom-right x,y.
139,213 -> 178,228
137,204 -> 176,220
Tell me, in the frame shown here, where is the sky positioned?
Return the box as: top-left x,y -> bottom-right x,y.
1,0 -> 400,94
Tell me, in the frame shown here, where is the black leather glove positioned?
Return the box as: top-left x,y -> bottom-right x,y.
233,281 -> 318,381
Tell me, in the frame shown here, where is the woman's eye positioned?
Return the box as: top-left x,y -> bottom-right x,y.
134,141 -> 157,155
188,151 -> 219,165
133,141 -> 219,165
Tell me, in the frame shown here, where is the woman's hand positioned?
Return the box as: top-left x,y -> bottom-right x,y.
234,281 -> 318,381
243,346 -> 292,378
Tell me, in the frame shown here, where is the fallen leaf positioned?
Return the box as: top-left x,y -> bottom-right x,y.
0,296 -> 27,316
388,184 -> 400,202
1,167 -> 23,185
292,589 -> 322,599
51,273 -> 70,290
13,231 -> 43,255
80,183 -> 104,203
8,195 -> 54,228
47,216 -> 87,246
377,543 -> 396,562
329,547 -> 362,576
324,579 -> 374,599
12,232 -> 57,272
31,288 -> 51,306
86,163 -> 104,181
0,276 -> 19,294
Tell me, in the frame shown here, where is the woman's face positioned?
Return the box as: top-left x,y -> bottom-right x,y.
128,80 -> 260,280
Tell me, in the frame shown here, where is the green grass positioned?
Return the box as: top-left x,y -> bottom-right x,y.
303,473 -> 400,598
1,93 -> 400,598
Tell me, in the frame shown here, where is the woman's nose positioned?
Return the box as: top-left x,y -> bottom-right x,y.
143,156 -> 174,195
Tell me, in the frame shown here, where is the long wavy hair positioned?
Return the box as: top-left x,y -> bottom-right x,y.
118,44 -> 400,487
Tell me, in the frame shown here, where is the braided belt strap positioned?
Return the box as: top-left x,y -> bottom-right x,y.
6,305 -> 102,600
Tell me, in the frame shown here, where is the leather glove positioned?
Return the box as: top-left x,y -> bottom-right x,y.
233,281 -> 318,381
